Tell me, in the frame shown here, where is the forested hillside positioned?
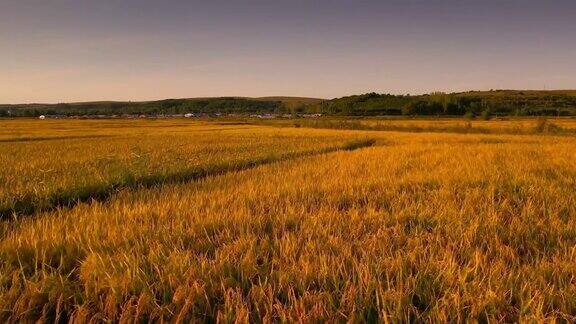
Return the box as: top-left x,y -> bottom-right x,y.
0,98 -> 284,117
2,90 -> 576,117
313,90 -> 576,116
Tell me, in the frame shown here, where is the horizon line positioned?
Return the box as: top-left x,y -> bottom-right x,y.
2,88 -> 576,106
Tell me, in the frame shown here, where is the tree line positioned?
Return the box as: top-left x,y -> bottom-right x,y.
0,98 -> 283,117
309,91 -> 576,117
2,90 -> 576,117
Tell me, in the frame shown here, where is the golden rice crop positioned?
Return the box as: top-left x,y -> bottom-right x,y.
1,119 -> 575,322
262,116 -> 576,135
357,117 -> 576,133
0,119 -> 370,217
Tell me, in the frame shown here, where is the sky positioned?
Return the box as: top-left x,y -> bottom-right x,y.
1,0 -> 575,103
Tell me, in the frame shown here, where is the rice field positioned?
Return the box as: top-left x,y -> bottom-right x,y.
261,116 -> 576,135
1,118 -> 576,322
0,120 -> 370,218
356,117 -> 576,133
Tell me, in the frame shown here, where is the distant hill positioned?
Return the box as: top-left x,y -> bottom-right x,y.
0,98 -> 285,117
0,96 -> 327,117
255,96 -> 324,105
2,91 -> 576,117
454,89 -> 576,97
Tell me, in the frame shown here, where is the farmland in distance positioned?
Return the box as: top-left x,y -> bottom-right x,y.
1,118 -> 576,322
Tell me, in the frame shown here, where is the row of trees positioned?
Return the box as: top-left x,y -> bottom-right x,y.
310,91 -> 576,117
3,91 -> 576,117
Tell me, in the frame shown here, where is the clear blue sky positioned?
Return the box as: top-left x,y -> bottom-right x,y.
1,0 -> 575,103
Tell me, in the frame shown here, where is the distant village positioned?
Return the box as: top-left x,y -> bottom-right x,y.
36,113 -> 323,120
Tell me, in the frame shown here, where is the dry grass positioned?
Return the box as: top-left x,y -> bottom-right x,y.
1,119 -> 576,322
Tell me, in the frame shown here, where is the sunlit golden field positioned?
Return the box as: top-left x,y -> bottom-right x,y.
261,116 -> 576,135
1,118 -> 576,322
357,117 -> 576,133
0,120 -> 369,217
